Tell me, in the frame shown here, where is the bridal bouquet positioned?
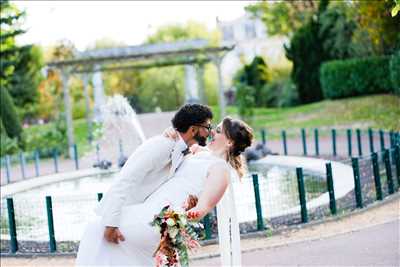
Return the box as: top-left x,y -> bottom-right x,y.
150,197 -> 203,267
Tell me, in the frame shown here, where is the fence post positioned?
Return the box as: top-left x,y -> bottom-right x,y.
347,129 -> 352,157
296,167 -> 308,223
332,129 -> 337,157
389,131 -> 396,148
34,150 -> 40,177
368,128 -> 374,153
314,129 -> 319,156
356,129 -> 362,156
5,155 -> 11,184
46,196 -> 57,252
252,174 -> 265,230
301,129 -> 307,156
326,163 -> 337,215
97,193 -> 103,202
396,132 -> 400,146
282,130 -> 288,155
394,145 -> 400,188
383,149 -> 394,194
53,148 -> 59,173
203,214 -> 212,240
73,144 -> 79,170
371,152 -> 383,201
351,157 -> 363,208
379,130 -> 385,151
261,129 -> 266,145
19,152 -> 26,179
6,198 -> 18,253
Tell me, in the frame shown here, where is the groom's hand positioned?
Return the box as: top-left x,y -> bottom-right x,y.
104,226 -> 125,244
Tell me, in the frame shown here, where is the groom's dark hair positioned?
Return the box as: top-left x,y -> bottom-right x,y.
172,104 -> 213,133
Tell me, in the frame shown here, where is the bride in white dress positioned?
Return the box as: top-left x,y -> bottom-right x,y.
76,117 -> 253,266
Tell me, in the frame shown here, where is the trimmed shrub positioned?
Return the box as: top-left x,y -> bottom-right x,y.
320,56 -> 393,99
22,116 -> 68,157
0,117 -> 19,156
233,56 -> 271,107
235,83 -> 255,122
260,78 -> 299,108
0,88 -> 22,139
390,51 -> 400,96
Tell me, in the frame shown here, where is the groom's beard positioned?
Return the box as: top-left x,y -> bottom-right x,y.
194,133 -> 207,146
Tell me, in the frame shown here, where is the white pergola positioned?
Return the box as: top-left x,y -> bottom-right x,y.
47,39 -> 234,157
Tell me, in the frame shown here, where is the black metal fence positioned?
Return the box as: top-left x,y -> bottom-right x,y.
0,128 -> 399,254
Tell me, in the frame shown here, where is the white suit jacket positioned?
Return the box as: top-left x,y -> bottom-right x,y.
94,135 -> 187,227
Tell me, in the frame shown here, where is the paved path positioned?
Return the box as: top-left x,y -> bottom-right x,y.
193,220 -> 399,266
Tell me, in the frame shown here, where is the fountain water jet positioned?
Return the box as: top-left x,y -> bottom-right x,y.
83,94 -> 146,167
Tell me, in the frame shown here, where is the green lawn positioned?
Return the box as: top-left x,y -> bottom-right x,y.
211,94 -> 400,140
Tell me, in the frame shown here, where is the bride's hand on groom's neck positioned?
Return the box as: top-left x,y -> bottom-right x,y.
163,127 -> 178,140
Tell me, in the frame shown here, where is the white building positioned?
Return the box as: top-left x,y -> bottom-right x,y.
217,12 -> 288,87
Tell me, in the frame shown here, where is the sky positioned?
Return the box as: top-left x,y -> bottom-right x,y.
13,1 -> 257,51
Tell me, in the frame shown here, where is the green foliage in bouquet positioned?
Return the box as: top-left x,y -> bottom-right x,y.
150,205 -> 203,267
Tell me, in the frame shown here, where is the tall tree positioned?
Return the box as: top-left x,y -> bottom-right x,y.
1,1 -> 44,122
0,88 -> 22,139
319,1 -> 357,59
0,0 -> 29,89
355,0 -> 400,55
9,46 -> 44,120
246,0 -> 318,37
285,0 -> 331,104
141,21 -> 221,111
0,0 -> 30,138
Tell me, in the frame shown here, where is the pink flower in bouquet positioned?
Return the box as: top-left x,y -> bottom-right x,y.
155,251 -> 168,267
187,238 -> 200,250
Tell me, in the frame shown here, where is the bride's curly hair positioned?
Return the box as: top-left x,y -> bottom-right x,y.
222,117 -> 253,178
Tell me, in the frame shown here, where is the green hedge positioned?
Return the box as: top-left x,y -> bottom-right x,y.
390,51 -> 400,96
320,56 -> 393,99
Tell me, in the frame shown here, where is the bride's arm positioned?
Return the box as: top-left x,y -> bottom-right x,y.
187,163 -> 229,220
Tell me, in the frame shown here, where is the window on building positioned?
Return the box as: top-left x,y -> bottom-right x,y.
244,23 -> 256,39
222,26 -> 234,41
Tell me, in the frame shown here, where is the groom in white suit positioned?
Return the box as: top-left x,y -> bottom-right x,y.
95,104 -> 213,244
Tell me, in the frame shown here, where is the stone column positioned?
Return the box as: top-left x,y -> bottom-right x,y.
184,64 -> 200,104
92,64 -> 106,122
61,68 -> 74,158
213,56 -> 226,118
196,63 -> 207,105
82,73 -> 93,142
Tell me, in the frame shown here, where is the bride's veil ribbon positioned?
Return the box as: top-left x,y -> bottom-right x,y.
216,168 -> 242,266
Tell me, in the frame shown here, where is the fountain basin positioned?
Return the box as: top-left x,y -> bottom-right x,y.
0,155 -> 354,241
